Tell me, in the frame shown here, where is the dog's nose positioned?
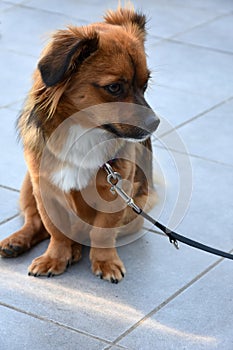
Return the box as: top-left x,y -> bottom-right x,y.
134,94 -> 160,133
144,112 -> 160,133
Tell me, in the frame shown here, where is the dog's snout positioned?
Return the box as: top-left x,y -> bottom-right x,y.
144,112 -> 160,133
134,94 -> 160,134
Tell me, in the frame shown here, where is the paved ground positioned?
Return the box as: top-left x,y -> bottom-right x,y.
1,0 -> 233,349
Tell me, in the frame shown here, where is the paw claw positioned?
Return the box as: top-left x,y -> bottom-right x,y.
92,259 -> 126,283
3,248 -> 14,256
28,254 -> 71,277
66,260 -> 72,269
111,277 -> 118,284
0,237 -> 28,257
11,245 -> 22,252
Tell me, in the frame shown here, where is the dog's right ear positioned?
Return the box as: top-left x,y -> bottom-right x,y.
104,8 -> 147,41
38,29 -> 99,87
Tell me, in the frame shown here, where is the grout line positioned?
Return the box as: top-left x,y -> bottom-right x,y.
153,143 -> 233,169
0,46 -> 38,62
152,35 -> 233,57
103,344 -> 130,350
0,102 -> 23,111
0,184 -> 20,193
103,344 -> 132,350
150,11 -> 233,57
1,0 -> 30,12
109,252 -> 232,348
143,226 -> 165,237
0,301 -> 116,347
3,0 -> 30,3
166,11 -> 233,42
0,213 -> 20,226
13,2 -> 89,24
165,38 -> 233,56
152,82 -> 220,99
157,95 -> 233,138
0,47 -> 38,59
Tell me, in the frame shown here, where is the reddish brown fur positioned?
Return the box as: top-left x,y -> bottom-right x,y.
0,8 -> 158,283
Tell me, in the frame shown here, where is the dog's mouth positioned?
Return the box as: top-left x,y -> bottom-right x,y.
102,123 -> 155,142
102,123 -> 148,140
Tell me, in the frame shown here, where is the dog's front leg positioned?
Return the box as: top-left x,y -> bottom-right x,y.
27,184 -> 82,277
89,212 -> 126,283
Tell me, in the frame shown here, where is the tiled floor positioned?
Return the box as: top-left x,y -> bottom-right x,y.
0,1 -> 233,349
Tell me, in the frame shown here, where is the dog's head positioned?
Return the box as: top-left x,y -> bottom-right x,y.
37,8 -> 160,141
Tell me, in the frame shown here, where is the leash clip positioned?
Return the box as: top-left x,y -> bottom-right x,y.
165,228 -> 179,249
169,237 -> 179,250
104,162 -> 179,249
104,163 -> 141,213
104,163 -> 122,194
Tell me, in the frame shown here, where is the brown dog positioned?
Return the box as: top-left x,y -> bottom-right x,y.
0,7 -> 160,283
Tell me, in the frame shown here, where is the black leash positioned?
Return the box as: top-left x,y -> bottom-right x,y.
104,162 -> 233,261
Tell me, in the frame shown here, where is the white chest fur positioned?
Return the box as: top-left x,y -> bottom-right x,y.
50,125 -> 124,192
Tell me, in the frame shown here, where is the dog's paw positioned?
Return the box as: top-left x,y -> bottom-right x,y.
92,259 -> 126,283
28,255 -> 71,277
71,243 -> 82,263
0,236 -> 28,258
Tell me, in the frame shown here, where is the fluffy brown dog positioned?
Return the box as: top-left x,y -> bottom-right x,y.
0,8 -> 160,283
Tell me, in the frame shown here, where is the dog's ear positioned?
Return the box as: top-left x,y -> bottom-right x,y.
104,8 -> 147,39
38,29 -> 99,87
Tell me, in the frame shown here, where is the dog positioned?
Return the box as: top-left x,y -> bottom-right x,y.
0,7 -> 160,283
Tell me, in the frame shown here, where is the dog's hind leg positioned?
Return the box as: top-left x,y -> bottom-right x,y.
0,172 -> 49,257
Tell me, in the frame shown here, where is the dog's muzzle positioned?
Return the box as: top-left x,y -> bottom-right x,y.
143,111 -> 160,134
102,109 -> 160,141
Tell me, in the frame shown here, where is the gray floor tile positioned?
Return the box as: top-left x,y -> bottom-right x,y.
7,99 -> 25,112
158,98 -> 233,166
0,50 -> 36,107
0,1 -> 14,11
0,108 -> 26,190
107,347 -> 130,350
152,147 -> 233,251
0,187 -> 19,223
1,5 -> 86,58
119,259 -> 233,350
148,40 -> 233,99
25,0 -> 218,39
4,0 -> 30,4
0,305 -> 107,350
0,214 -> 219,343
26,0 -> 108,22
147,84 -> 218,127
88,0 -> 220,38
145,3 -> 218,39
154,0 -> 233,14
176,13 -> 233,54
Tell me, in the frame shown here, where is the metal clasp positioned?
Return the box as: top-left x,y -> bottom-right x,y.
166,228 -> 179,249
104,163 -> 141,213
105,163 -> 122,194
169,238 -> 179,250
103,162 -> 179,250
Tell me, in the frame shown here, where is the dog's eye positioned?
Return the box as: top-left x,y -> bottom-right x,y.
104,83 -> 123,95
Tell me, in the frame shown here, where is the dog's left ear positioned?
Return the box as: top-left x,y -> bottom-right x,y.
38,28 -> 99,87
104,8 -> 147,40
